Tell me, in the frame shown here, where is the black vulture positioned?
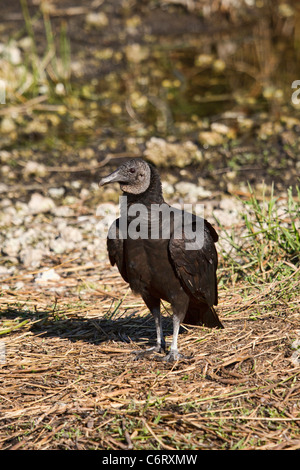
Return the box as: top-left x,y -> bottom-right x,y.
99,158 -> 223,361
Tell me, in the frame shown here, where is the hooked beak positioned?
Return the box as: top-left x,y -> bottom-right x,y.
99,169 -> 124,187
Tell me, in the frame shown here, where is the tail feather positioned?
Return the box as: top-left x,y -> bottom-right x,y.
183,305 -> 223,329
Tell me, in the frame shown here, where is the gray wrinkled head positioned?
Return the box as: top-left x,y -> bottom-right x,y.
99,158 -> 151,194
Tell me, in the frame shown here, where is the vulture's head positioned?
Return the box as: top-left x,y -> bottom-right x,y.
99,158 -> 151,194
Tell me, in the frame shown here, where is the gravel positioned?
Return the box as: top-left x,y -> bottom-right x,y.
0,182 -> 261,277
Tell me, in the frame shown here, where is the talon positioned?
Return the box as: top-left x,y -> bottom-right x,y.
162,350 -> 185,362
131,345 -> 164,360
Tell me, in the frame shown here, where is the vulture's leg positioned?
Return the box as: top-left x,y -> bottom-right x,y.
152,306 -> 166,353
163,300 -> 188,362
133,298 -> 165,359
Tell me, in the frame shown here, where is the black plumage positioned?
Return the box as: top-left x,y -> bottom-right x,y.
99,158 -> 223,361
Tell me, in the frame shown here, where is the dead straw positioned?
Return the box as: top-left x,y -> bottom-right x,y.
0,257 -> 299,450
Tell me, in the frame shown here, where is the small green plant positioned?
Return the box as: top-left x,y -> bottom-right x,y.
216,185 -> 299,285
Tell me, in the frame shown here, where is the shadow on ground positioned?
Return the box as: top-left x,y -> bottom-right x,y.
1,305 -> 175,349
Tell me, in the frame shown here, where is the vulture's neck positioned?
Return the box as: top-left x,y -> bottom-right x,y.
124,165 -> 164,207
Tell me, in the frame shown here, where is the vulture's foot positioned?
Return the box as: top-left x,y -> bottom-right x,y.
132,345 -> 165,360
162,350 -> 186,362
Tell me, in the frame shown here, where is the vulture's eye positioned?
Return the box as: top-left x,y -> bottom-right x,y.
129,168 -> 136,174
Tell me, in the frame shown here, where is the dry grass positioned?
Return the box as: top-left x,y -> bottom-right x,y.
0,259 -> 299,450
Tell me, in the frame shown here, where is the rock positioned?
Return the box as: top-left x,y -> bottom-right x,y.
48,187 -> 65,199
291,339 -> 300,350
1,117 -> 16,133
54,206 -> 74,217
198,131 -> 224,146
35,268 -> 61,284
0,211 -> 14,226
20,228 -> 39,246
6,44 -> 22,64
63,195 -> 79,205
219,197 -> 242,211
162,181 -> 175,196
124,43 -> 150,63
18,36 -> 33,51
85,12 -> 109,28
60,226 -> 83,243
0,266 -> 13,278
211,122 -> 236,139
55,83 -> 65,96
49,237 -> 69,254
28,193 -> 55,214
24,161 -> 48,178
144,137 -> 203,168
290,351 -> 300,367
2,238 -> 21,257
95,203 -> 118,239
213,197 -> 245,227
175,181 -> 212,202
14,281 -> 25,290
0,203 -> 24,226
15,201 -> 30,218
70,180 -> 82,190
19,247 -> 44,268
79,188 -> 90,200
1,165 -> 15,179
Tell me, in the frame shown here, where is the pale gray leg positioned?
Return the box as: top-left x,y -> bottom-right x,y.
163,300 -> 189,362
153,306 -> 166,353
163,314 -> 183,361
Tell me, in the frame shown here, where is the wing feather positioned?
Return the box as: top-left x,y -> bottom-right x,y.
107,218 -> 128,283
169,219 -> 218,306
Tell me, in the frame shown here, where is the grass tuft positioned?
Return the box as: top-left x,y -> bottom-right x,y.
217,185 -> 299,285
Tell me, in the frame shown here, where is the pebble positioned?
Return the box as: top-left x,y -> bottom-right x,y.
175,181 -> 212,202
162,181 -> 175,196
290,351 -> 300,366
0,266 -> 13,278
48,187 -> 65,199
198,131 -> 224,147
0,180 -> 283,275
1,117 -> 16,133
28,193 -> 56,214
124,43 -> 150,63
85,12 -> 109,28
35,268 -> 61,284
19,247 -> 44,268
60,226 -> 83,243
14,281 -> 25,290
49,237 -> 69,254
24,161 -> 47,178
2,239 -> 21,257
144,137 -> 203,168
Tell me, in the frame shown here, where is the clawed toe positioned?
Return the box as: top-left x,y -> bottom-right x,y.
132,345 -> 165,360
161,350 -> 189,362
131,346 -> 189,362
